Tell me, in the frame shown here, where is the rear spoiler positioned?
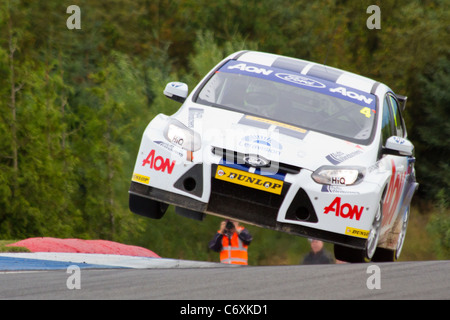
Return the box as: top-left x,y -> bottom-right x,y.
396,94 -> 408,111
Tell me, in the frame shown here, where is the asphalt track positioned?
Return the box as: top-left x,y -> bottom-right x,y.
0,254 -> 448,300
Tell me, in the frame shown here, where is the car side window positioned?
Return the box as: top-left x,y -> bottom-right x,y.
388,94 -> 405,137
381,96 -> 394,145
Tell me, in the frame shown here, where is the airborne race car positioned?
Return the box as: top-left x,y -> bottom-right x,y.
129,51 -> 418,263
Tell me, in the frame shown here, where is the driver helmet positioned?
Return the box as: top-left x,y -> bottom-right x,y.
244,80 -> 279,115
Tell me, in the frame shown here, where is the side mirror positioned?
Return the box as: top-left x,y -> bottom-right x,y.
164,82 -> 188,103
396,94 -> 407,111
384,136 -> 414,156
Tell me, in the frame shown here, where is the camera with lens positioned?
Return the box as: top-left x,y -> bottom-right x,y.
225,220 -> 234,231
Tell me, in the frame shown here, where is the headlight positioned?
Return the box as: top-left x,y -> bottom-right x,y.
311,166 -> 365,186
163,118 -> 201,151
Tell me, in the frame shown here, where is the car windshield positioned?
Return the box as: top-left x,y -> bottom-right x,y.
195,60 -> 377,144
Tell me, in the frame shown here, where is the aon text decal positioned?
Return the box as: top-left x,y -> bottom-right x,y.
142,149 -> 176,174
324,197 -> 364,220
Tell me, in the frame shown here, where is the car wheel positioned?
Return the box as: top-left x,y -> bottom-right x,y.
129,193 -> 168,219
365,203 -> 382,260
175,206 -> 205,221
334,244 -> 365,263
372,206 -> 410,262
334,203 -> 382,263
395,206 -> 410,260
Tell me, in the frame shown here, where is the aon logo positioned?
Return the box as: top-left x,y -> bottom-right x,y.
142,149 -> 176,174
324,197 -> 364,221
227,63 -> 273,75
329,87 -> 373,105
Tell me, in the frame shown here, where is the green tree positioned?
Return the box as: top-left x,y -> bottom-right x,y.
0,1 -> 80,238
412,58 -> 450,205
73,52 -> 150,240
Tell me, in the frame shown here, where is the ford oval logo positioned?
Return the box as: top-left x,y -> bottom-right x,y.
243,154 -> 270,167
275,73 -> 326,88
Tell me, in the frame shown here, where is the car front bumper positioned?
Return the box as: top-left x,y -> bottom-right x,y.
129,114 -> 386,250
130,147 -> 382,250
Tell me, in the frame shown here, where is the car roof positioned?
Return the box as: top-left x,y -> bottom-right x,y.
229,51 -> 380,95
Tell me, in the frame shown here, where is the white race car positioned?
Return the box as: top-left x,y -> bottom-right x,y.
129,51 -> 418,263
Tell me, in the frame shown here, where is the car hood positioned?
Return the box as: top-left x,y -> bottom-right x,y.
176,103 -> 374,171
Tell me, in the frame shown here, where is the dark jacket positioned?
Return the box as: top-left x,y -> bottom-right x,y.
209,228 -> 253,252
302,249 -> 334,265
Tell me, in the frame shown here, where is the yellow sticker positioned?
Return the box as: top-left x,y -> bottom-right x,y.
215,165 -> 283,195
360,107 -> 372,118
132,173 -> 150,184
345,226 -> 369,238
244,115 -> 307,133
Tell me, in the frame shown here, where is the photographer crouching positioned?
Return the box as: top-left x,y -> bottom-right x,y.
208,220 -> 253,265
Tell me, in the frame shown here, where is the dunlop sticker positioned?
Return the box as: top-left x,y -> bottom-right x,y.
132,173 -> 150,184
215,165 -> 283,195
345,226 -> 369,239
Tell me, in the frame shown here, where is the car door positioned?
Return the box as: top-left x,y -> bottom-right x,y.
380,93 -> 414,234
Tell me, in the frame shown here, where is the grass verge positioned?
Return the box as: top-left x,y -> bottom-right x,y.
0,240 -> 30,253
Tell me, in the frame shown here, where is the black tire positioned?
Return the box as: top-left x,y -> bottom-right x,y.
129,193 -> 168,219
334,244 -> 367,263
365,202 -> 382,260
371,248 -> 395,262
334,202 -> 383,263
175,206 -> 205,221
372,207 -> 410,262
